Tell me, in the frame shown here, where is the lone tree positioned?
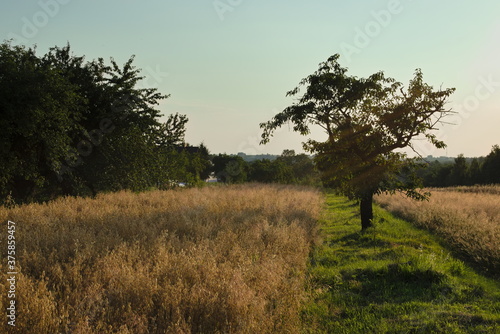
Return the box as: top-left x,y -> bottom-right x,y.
260,54 -> 455,230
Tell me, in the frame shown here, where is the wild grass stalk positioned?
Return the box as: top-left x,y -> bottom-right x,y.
0,184 -> 322,333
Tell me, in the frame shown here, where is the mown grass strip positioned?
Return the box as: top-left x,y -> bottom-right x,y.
375,189 -> 500,275
302,194 -> 500,333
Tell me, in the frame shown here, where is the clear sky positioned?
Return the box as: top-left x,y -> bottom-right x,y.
2,0 -> 499,157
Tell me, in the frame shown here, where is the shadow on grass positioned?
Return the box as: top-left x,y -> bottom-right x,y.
336,232 -> 392,249
321,232 -> 450,305
340,264 -> 448,305
324,202 -> 359,224
324,197 -> 358,210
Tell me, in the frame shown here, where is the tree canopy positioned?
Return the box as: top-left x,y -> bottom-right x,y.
261,54 -> 455,229
0,42 -> 209,203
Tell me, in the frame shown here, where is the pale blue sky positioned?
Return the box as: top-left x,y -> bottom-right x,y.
2,0 -> 499,157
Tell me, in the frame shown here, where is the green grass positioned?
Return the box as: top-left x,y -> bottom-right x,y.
302,194 -> 500,333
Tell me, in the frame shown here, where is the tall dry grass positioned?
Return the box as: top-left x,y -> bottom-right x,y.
433,185 -> 500,195
375,186 -> 500,275
0,184 -> 322,333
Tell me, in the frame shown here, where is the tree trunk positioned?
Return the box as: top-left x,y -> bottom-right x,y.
360,193 -> 374,230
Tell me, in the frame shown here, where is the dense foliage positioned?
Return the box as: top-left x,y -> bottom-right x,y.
0,42 -> 210,204
419,145 -> 500,187
261,54 -> 455,229
212,150 -> 320,186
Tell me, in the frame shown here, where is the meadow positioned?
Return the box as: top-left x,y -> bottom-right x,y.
375,185 -> 500,275
0,184 -> 322,333
1,184 -> 499,333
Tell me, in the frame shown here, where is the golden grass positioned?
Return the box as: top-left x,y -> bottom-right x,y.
433,184 -> 500,195
0,184 -> 322,333
375,186 -> 500,274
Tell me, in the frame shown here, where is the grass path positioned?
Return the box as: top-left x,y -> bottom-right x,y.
302,194 -> 500,333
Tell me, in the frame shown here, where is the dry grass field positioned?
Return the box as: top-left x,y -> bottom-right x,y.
375,186 -> 500,275
0,184 -> 322,333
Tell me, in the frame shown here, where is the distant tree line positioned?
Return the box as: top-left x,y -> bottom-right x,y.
211,150 -> 320,186
418,145 -> 500,187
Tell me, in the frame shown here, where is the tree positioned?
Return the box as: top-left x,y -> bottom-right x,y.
467,158 -> 481,185
260,54 -> 455,230
450,154 -> 468,186
482,145 -> 500,184
212,154 -> 248,183
0,42 -> 192,202
154,113 -> 188,147
247,150 -> 318,185
418,160 -> 442,187
436,164 -> 453,187
275,150 -> 318,185
42,44 -> 172,195
249,158 -> 294,184
0,42 -> 86,202
174,143 -> 212,185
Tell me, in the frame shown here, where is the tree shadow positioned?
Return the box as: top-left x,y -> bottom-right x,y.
340,264 -> 449,305
325,200 -> 360,223
335,231 -> 392,249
